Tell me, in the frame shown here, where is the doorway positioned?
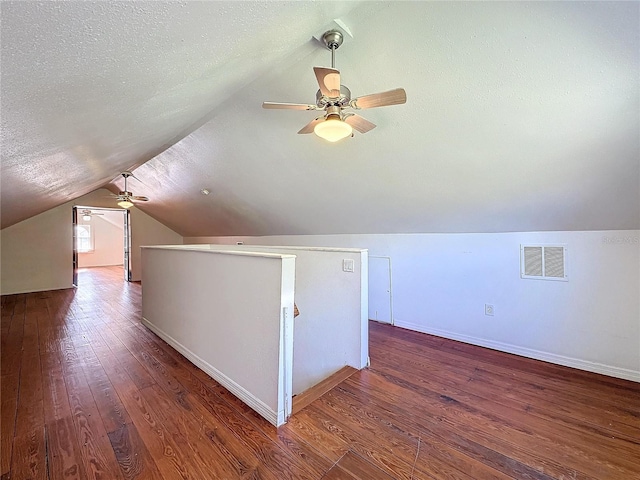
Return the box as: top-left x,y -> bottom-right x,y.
368,256 -> 393,324
72,206 -> 131,286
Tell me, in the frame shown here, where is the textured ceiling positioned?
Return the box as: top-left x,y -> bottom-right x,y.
2,1 -> 638,235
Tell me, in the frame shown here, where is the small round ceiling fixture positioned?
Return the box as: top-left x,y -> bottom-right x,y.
200,188 -> 211,195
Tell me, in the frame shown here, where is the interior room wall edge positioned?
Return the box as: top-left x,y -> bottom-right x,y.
184,230 -> 640,382
0,188 -> 184,294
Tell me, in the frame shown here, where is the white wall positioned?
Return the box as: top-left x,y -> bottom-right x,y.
78,211 -> 124,267
1,202 -> 73,294
183,244 -> 369,394
0,189 -> 183,294
130,208 -> 183,281
185,231 -> 640,382
272,247 -> 367,394
141,246 -> 296,426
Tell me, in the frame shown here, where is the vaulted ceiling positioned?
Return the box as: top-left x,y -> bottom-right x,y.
2,1 -> 638,235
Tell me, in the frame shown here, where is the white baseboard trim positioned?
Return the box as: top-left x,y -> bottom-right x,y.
142,317 -> 282,426
1,284 -> 75,296
394,320 -> 640,383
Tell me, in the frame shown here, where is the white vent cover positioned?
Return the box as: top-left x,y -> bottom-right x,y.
520,244 -> 568,281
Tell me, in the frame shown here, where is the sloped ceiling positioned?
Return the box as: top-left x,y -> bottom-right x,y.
1,1 -> 638,235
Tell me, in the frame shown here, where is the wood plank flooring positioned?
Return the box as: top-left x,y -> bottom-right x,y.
292,366 -> 357,415
2,266 -> 639,479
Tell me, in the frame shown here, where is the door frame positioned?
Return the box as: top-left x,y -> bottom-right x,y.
72,205 -> 131,284
123,208 -> 132,281
368,255 -> 394,325
72,207 -> 78,286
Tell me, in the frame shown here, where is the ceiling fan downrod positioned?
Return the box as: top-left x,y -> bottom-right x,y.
119,171 -> 135,198
122,171 -> 132,193
321,30 -> 343,69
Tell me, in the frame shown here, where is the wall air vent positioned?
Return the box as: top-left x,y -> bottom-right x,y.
520,244 -> 568,281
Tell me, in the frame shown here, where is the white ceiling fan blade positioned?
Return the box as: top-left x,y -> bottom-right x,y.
298,117 -> 325,134
131,196 -> 149,201
352,88 -> 407,109
263,102 -> 317,110
313,67 -> 341,97
344,114 -> 376,134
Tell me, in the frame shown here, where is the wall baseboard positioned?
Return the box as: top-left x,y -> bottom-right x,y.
395,320 -> 640,383
142,317 -> 283,426
77,263 -> 124,268
1,284 -> 75,296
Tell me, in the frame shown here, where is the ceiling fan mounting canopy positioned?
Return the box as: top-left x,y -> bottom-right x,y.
321,30 -> 344,51
262,30 -> 407,142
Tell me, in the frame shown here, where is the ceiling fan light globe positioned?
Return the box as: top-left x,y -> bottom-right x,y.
118,200 -> 134,209
314,117 -> 352,142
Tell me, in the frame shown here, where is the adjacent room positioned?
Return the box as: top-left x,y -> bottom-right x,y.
75,207 -> 125,276
1,1 -> 638,479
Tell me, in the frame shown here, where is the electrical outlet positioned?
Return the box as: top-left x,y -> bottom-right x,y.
485,304 -> 494,316
342,259 -> 355,272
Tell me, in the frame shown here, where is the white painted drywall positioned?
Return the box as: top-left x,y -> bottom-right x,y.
185,231 -> 640,382
78,212 -> 124,267
141,246 -> 296,426
183,244 -> 369,394
0,188 -> 183,294
130,208 -> 183,281
0,201 -> 73,294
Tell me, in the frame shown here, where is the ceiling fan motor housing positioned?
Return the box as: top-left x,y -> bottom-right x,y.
316,85 -> 351,107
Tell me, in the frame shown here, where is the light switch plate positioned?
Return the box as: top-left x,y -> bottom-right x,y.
343,259 -> 355,272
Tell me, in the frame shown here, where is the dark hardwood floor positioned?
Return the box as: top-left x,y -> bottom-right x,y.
2,266 -> 639,479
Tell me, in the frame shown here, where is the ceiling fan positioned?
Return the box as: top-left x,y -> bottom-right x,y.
262,30 -> 407,143
113,171 -> 149,209
80,209 -> 104,221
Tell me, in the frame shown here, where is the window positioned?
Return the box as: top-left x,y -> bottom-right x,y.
76,225 -> 94,253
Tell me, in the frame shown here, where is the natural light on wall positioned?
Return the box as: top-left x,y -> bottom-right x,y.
76,225 -> 94,252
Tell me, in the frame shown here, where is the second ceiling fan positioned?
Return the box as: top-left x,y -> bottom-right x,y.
80,209 -> 104,221
113,172 -> 149,209
262,30 -> 407,142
